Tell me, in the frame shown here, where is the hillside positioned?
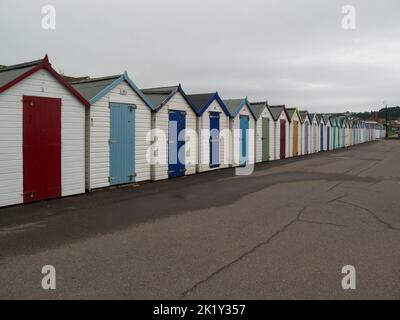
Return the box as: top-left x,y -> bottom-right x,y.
351,106 -> 400,121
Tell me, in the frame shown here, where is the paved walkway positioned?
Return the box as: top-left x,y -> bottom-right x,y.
1,140 -> 399,299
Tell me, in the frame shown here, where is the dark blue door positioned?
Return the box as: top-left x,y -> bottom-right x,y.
168,110 -> 186,178
239,115 -> 249,166
109,103 -> 135,186
209,112 -> 220,168
327,127 -> 330,150
320,124 -> 324,151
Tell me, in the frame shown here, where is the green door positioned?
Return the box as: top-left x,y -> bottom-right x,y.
262,117 -> 270,161
333,127 -> 336,149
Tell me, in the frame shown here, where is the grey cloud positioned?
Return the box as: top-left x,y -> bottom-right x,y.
1,0 -> 399,112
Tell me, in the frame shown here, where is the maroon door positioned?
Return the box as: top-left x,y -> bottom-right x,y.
23,96 -> 61,203
280,119 -> 286,159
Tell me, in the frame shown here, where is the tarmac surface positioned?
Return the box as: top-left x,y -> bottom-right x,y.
1,139 -> 400,299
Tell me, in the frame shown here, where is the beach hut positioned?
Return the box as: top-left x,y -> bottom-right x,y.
323,115 -> 332,151
362,121 -> 367,143
0,56 -> 89,207
286,108 -> 303,157
330,117 -> 338,149
335,117 -> 340,148
299,111 -> 311,155
360,121 -> 365,142
356,120 -> 360,143
317,114 -> 326,151
365,121 -> 383,141
142,85 -> 198,180
223,98 -> 256,167
249,101 -> 275,163
269,105 -> 290,160
335,117 -> 341,148
336,117 -> 342,149
309,113 -> 320,153
71,72 -> 153,190
355,121 -> 358,143
349,119 -> 354,146
355,120 -> 360,144
358,120 -> 363,143
340,117 -> 347,147
187,92 -> 230,172
354,120 -> 358,144
345,118 -> 351,146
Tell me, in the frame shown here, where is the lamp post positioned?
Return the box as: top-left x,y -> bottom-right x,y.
384,101 -> 388,138
385,103 -> 389,139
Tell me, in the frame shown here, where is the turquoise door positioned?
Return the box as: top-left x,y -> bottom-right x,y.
239,115 -> 249,166
109,103 -> 135,185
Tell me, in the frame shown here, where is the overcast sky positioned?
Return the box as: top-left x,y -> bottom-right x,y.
1,0 -> 399,112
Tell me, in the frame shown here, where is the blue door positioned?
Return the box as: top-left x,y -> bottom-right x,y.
327,127 -> 330,150
320,124 -> 324,151
239,115 -> 249,166
209,112 -> 220,168
168,110 -> 186,178
109,103 -> 135,186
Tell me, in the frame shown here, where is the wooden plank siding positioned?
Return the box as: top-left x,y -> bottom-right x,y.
0,69 -> 85,207
229,104 -> 255,167
150,92 -> 197,181
86,81 -> 151,190
255,107 -> 275,163
197,99 -> 230,172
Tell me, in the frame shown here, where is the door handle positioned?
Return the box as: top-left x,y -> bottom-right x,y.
22,192 -> 34,198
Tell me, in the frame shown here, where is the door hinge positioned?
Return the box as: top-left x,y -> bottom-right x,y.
129,173 -> 137,181
109,176 -> 117,182
129,105 -> 137,111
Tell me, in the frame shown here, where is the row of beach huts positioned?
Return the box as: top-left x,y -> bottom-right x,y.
0,56 -> 385,207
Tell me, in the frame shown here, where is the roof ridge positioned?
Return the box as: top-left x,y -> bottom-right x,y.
0,58 -> 43,73
142,85 -> 179,91
249,101 -> 267,105
223,98 -> 245,102
187,92 -> 215,96
71,74 -> 122,84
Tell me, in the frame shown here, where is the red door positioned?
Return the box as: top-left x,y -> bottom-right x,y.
23,96 -> 61,203
280,119 -> 286,159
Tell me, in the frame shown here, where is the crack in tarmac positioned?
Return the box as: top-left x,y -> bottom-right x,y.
355,160 -> 381,177
298,219 -> 345,228
179,205 -> 344,299
326,182 -> 342,192
337,199 -> 400,231
327,194 -> 348,204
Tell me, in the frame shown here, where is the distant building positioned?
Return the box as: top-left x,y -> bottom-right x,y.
371,111 -> 379,121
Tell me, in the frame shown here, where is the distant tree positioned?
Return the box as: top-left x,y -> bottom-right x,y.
378,106 -> 400,119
